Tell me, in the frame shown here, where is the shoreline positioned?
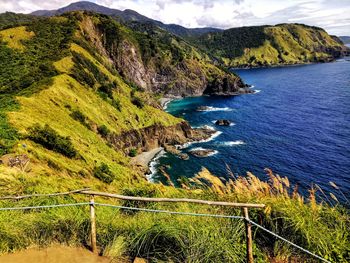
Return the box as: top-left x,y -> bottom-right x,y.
131,147 -> 163,168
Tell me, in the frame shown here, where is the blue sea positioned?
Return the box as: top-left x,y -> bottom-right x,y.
151,59 -> 350,201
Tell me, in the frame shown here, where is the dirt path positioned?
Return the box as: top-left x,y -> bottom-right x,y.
0,245 -> 111,263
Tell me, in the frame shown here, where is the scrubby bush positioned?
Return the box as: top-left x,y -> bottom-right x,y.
93,163 -> 115,184
70,110 -> 91,129
28,124 -> 77,158
99,82 -> 114,99
128,148 -> 137,157
112,99 -> 121,111
97,125 -> 110,138
131,97 -> 144,109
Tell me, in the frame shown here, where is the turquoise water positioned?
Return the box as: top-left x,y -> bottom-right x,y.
151,59 -> 350,200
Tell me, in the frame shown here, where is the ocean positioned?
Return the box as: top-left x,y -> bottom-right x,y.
150,58 -> 350,201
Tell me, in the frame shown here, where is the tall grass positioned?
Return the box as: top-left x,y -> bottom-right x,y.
0,168 -> 349,262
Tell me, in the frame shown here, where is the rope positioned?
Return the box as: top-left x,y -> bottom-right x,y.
0,188 -> 91,200
248,219 -> 331,263
0,202 -> 90,211
94,202 -> 245,220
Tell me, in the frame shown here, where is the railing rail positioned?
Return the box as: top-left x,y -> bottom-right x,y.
0,189 -> 330,263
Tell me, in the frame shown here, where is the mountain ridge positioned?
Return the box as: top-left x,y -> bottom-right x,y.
30,1 -> 223,38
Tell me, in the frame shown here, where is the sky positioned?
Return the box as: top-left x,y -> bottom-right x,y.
1,0 -> 350,35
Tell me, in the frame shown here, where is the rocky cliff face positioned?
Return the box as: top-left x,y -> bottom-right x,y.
79,15 -> 249,97
109,121 -> 214,154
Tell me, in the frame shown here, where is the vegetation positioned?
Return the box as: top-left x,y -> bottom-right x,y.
128,148 -> 137,157
28,124 -> 78,158
192,24 -> 346,67
0,168 -> 348,262
93,163 -> 115,184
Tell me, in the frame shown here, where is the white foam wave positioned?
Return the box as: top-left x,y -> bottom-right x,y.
218,140 -> 245,146
146,149 -> 166,182
197,106 -> 233,112
253,90 -> 261,93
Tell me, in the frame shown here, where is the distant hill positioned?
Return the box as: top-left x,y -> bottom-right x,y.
192,24 -> 350,67
30,1 -> 222,38
339,36 -> 350,44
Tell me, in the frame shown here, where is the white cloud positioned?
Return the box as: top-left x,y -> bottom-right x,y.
0,0 -> 349,35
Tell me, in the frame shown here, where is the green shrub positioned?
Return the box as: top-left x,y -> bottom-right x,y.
70,110 -> 90,129
131,97 -> 144,109
28,124 -> 77,158
128,148 -> 137,157
93,163 -> 115,184
99,82 -> 114,99
97,125 -> 110,138
70,110 -> 85,123
112,99 -> 121,111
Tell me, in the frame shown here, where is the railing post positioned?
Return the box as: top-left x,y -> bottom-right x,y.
243,207 -> 254,263
90,195 -> 97,253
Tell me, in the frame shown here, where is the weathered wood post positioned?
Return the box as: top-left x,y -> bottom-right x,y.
243,207 -> 254,263
89,195 -> 97,253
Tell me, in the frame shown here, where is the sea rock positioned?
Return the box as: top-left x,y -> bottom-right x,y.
215,119 -> 231,126
189,148 -> 216,157
163,144 -> 189,160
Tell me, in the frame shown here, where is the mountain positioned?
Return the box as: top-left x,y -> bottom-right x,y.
30,1 -> 222,38
339,36 -> 350,44
29,1 -> 349,68
192,23 -> 350,67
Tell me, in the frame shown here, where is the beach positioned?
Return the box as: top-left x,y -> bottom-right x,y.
131,147 -> 163,168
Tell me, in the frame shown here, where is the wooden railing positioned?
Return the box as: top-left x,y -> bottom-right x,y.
0,189 -> 265,263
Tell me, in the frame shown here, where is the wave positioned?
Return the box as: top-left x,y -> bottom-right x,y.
197,106 -> 234,112
146,149 -> 166,182
254,89 -> 261,93
217,140 -> 245,146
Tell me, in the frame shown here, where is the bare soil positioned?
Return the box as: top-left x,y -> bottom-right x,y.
0,245 -> 112,263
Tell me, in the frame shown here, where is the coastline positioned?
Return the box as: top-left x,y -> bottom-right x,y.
131,147 -> 163,168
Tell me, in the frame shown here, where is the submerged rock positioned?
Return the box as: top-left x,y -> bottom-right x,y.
215,119 -> 231,126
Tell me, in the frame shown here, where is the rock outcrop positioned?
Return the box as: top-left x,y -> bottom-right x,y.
109,122 -> 215,154
215,119 -> 231,126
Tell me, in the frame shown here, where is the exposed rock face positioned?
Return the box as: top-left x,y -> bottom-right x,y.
215,119 -> 231,126
109,122 -> 215,153
81,16 -> 248,97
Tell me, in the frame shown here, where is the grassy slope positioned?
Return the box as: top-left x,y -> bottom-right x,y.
0,14 -> 349,263
0,15 -> 181,185
194,24 -> 345,67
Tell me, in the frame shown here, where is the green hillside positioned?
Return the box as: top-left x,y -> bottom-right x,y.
0,12 -> 349,262
193,24 -> 349,67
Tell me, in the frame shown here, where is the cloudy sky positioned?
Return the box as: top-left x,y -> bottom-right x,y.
1,0 -> 350,35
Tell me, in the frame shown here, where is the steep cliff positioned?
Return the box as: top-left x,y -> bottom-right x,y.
77,14 -> 247,96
